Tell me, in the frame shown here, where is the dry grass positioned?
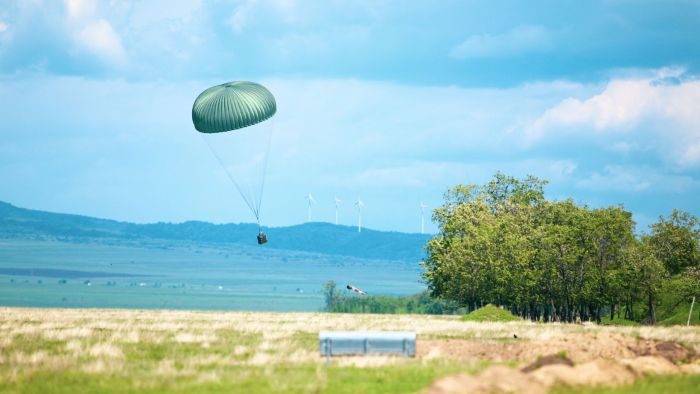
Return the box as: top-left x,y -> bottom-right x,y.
1,307 -> 700,393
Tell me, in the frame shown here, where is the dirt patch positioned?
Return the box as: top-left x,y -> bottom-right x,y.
620,356 -> 679,376
521,354 -> 574,373
426,356 -> 680,394
638,341 -> 696,363
423,333 -> 700,393
427,366 -> 547,394
418,332 -> 697,364
529,359 -> 635,388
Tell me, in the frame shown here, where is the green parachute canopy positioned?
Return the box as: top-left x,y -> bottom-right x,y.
192,81 -> 276,133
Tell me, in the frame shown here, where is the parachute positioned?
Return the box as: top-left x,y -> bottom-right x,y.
192,81 -> 276,133
192,81 -> 276,243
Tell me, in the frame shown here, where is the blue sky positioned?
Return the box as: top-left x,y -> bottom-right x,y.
0,0 -> 699,233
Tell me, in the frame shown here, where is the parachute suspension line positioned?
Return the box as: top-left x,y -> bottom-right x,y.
256,118 -> 274,225
200,134 -> 260,223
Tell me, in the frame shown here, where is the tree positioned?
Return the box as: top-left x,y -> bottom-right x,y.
648,209 -> 700,275
628,238 -> 667,324
424,173 -> 551,318
423,173 -> 645,323
322,280 -> 340,312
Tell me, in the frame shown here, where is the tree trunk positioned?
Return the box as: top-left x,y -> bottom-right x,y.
610,304 -> 615,321
647,292 -> 656,325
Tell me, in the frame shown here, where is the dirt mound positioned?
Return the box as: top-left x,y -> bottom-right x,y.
418,332 -> 697,364
620,356 -> 679,376
426,356 -> 681,394
521,354 -> 574,373
637,341 -> 696,363
427,366 -> 547,394
423,333 -> 700,394
529,359 -> 635,388
419,332 -> 637,363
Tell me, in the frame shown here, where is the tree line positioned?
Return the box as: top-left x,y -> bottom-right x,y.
321,281 -> 464,315
422,173 -> 700,324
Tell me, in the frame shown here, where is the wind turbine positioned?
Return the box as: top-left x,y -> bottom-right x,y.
420,202 -> 428,234
334,196 -> 342,225
305,194 -> 316,222
354,198 -> 365,232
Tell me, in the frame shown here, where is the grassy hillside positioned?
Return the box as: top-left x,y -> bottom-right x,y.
660,303 -> 700,326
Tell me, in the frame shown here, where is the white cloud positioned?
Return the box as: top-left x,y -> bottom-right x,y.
449,25 -> 553,59
66,0 -> 96,21
227,3 -> 252,33
1,74 -> 697,231
61,0 -> 129,67
74,19 -> 126,66
0,21 -> 8,33
524,71 -> 700,167
576,166 -> 699,193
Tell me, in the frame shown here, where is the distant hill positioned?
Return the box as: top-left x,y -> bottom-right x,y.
0,201 -> 432,261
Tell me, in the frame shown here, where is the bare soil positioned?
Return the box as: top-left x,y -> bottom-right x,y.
418,332 -> 696,363
423,332 -> 700,393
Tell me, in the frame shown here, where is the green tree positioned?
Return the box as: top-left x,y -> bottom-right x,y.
648,209 -> 700,275
424,173 -> 642,323
322,280 -> 340,312
628,238 -> 668,324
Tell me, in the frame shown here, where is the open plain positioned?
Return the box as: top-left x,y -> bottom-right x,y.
1,307 -> 700,393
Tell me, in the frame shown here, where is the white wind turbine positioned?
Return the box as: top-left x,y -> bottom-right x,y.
334,196 -> 342,225
420,202 -> 428,234
354,198 -> 365,232
305,193 -> 316,222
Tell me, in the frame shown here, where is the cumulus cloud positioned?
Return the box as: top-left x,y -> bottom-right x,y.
61,1 -> 129,67
0,75 -> 587,229
449,25 -> 553,59
74,19 -> 126,66
524,70 -> 700,167
1,73 -> 697,230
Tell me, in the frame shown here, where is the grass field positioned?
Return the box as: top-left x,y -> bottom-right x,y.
1,307 -> 700,393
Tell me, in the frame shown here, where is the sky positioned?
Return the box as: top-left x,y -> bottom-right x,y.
0,0 -> 699,233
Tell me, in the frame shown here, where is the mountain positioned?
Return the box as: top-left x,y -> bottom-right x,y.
0,201 -> 432,261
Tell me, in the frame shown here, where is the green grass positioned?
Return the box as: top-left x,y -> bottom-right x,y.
0,361 -> 484,394
460,304 -> 522,322
3,307 -> 698,393
0,308 -> 495,394
659,302 -> 700,326
554,374 -> 700,394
